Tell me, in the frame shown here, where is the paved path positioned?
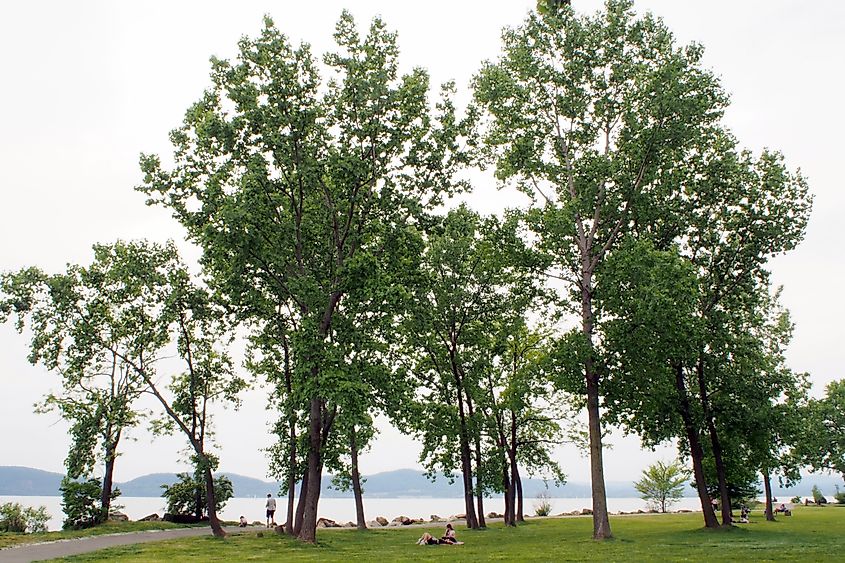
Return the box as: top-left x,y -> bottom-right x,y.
0,526 -> 249,563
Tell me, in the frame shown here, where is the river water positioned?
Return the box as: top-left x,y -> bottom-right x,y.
0,496 -> 706,532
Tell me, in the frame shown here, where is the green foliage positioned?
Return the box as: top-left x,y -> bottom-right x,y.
634,460 -> 691,513
533,490 -> 553,516
161,473 -> 233,517
798,380 -> 845,481
0,502 -> 50,533
811,485 -> 827,505
60,477 -> 120,530
834,485 -> 845,504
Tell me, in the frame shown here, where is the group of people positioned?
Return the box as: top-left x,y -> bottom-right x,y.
417,523 -> 463,546
243,493 -> 466,546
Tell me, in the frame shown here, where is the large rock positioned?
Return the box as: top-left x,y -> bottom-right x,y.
138,513 -> 160,522
580,508 -> 593,516
430,514 -> 444,522
109,512 -> 129,522
376,516 -> 388,526
487,512 -> 503,519
391,515 -> 412,526
316,517 -> 340,528
367,520 -> 383,528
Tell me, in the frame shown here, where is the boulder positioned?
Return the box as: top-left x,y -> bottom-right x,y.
376,516 -> 389,526
636,510 -> 645,514
344,521 -> 356,528
109,511 -> 129,522
487,512 -> 503,519
569,510 -> 580,516
368,520 -> 383,528
452,514 -> 466,520
430,514 -> 444,522
316,517 -> 340,528
138,513 -> 160,522
580,508 -> 593,515
392,515 -> 412,526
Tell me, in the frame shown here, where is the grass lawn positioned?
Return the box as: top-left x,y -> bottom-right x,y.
0,520 -> 201,549
23,506 -> 845,562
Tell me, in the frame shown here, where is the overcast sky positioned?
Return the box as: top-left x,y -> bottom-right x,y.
1,1 -> 843,487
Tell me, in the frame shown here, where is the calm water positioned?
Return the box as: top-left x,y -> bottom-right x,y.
0,496 -> 706,532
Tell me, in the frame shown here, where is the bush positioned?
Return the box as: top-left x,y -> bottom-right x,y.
790,495 -> 802,504
811,484 -> 827,505
834,485 -> 845,505
60,477 -> 120,530
0,502 -> 51,533
161,472 -> 233,518
533,490 -> 553,517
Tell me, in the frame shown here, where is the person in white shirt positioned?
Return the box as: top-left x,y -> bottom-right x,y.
265,493 -> 277,528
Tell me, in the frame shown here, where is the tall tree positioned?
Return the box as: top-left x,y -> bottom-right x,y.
138,13 -> 471,543
400,206 -> 536,529
799,380 -> 845,483
0,242 -> 173,523
474,0 -> 726,538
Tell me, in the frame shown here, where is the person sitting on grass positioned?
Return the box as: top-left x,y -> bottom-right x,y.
441,523 -> 462,544
239,515 -> 248,527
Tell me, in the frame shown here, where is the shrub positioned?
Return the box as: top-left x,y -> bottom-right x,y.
834,485 -> 845,505
811,484 -> 827,505
790,495 -> 802,504
533,490 -> 553,517
0,502 -> 51,533
161,472 -> 233,518
60,477 -> 120,530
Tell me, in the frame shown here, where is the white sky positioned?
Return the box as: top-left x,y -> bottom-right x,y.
1,1 -> 843,485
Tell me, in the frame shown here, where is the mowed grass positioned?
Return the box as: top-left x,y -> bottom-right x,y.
0,520 -> 202,549
40,506 -> 845,562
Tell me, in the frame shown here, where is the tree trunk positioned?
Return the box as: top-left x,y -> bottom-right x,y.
458,422 -> 479,528
350,427 -> 367,530
673,363 -> 719,528
696,358 -> 731,526
100,435 -> 119,523
202,463 -> 226,537
762,470 -> 775,521
580,267 -> 612,539
293,466 -> 309,536
502,461 -> 514,526
466,395 -> 486,529
297,397 -> 324,543
515,464 -> 525,523
285,420 -> 297,535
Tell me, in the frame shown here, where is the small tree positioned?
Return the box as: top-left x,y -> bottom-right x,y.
811,484 -> 827,505
161,472 -> 234,519
60,477 -> 120,530
634,460 -> 690,513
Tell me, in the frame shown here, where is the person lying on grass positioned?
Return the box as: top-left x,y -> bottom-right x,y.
417,524 -> 463,545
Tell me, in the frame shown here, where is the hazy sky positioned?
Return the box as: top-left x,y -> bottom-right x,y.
1,1 -> 843,486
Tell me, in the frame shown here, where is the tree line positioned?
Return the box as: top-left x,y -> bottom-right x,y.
2,0 -> 842,544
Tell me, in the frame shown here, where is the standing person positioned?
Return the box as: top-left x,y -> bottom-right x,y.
265,493 -> 277,528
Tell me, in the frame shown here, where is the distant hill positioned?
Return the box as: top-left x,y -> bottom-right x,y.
0,466 -> 64,495
1,465 -> 841,499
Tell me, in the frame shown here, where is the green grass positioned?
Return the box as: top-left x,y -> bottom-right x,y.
34,506 -> 845,562
0,520 -> 200,549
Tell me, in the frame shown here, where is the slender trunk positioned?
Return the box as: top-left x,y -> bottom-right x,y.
673,362 -> 719,528
515,465 -> 525,523
762,470 -> 775,521
293,466 -> 309,536
457,416 -> 479,528
502,461 -> 513,526
100,434 -> 119,522
696,358 -> 731,526
449,340 -> 479,529
285,425 -> 297,535
350,427 -> 367,530
283,333 -> 297,536
465,394 -> 485,529
203,463 -> 226,537
297,397 -> 324,543
580,267 -> 612,539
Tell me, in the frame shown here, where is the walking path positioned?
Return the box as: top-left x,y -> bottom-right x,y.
0,526 -> 247,563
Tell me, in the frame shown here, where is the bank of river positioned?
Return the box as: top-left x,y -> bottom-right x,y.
0,496 -> 705,532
